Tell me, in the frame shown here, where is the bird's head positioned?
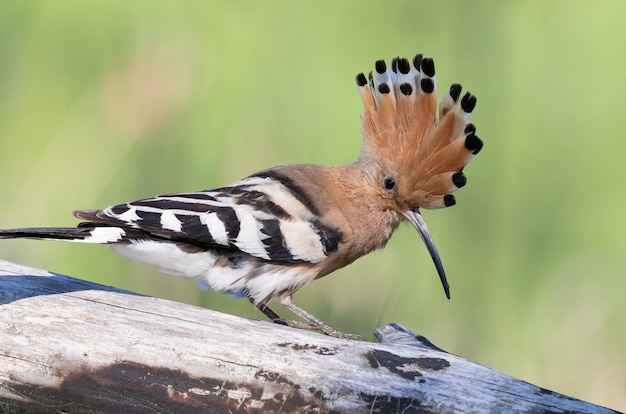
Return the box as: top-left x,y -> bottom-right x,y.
356,54 -> 483,299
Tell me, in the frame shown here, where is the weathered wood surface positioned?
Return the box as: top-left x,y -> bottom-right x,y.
0,259 -> 619,414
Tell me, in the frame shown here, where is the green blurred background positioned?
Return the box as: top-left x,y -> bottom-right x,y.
0,1 -> 624,410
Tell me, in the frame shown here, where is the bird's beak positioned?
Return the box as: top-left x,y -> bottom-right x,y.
402,209 -> 450,299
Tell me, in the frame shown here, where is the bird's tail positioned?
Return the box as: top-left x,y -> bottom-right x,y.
0,226 -> 128,244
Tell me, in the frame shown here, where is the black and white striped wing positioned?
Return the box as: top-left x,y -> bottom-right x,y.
91,175 -> 343,264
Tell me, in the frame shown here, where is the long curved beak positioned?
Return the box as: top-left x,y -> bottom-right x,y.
402,209 -> 450,299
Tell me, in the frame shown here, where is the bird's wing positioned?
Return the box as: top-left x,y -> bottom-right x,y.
76,174 -> 343,264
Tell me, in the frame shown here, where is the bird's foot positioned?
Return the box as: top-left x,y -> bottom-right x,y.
270,317 -> 365,341
280,296 -> 366,341
255,297 -> 365,340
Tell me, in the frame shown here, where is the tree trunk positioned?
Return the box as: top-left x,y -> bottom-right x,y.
0,259 -> 619,413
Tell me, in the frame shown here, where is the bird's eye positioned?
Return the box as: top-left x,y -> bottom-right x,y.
383,177 -> 395,190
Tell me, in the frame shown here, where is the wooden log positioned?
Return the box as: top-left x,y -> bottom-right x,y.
0,259 -> 619,413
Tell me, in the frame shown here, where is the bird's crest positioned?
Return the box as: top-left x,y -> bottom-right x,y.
356,54 -> 483,210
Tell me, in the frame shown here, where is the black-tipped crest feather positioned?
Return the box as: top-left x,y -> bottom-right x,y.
357,53 -> 483,215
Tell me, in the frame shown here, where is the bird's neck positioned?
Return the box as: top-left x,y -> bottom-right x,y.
329,161 -> 403,254
270,162 -> 402,274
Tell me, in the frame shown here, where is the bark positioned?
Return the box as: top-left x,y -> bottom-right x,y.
0,259 -> 619,414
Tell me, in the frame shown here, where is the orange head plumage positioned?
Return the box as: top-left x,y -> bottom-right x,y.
354,54 -> 483,299
357,54 -> 482,212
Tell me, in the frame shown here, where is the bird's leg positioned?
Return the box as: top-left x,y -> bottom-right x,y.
250,296 -> 365,340
250,297 -> 314,330
279,296 -> 366,341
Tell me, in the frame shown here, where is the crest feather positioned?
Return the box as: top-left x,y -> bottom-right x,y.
356,53 -> 483,210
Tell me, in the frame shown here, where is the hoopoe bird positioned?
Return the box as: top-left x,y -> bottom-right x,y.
0,53 -> 482,340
